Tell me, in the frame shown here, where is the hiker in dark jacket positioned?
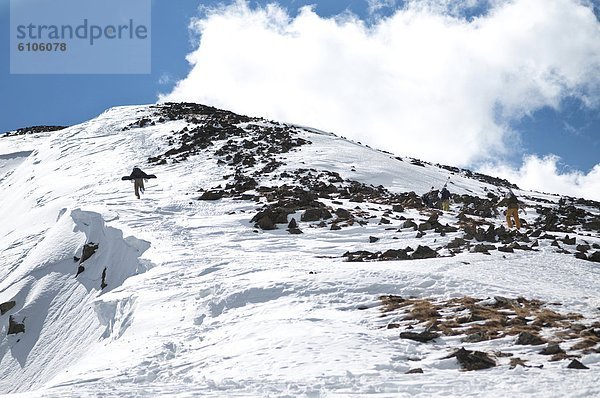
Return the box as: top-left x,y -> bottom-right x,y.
422,187 -> 438,209
440,187 -> 451,211
499,190 -> 526,229
121,167 -> 157,199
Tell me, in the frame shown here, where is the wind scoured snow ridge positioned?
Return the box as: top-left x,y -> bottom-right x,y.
0,102 -> 599,397
0,208 -> 149,393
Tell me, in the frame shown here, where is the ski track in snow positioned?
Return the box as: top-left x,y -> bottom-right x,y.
0,105 -> 599,397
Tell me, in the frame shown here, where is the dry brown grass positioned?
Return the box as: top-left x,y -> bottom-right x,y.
379,295 -> 410,313
571,337 -> 600,351
407,300 -> 441,321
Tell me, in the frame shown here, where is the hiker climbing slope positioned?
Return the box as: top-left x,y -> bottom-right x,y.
499,189 -> 526,229
121,167 -> 157,199
440,186 -> 451,212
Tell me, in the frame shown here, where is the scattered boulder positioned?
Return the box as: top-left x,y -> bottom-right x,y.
380,249 -> 409,260
448,347 -> 496,371
335,208 -> 352,220
392,204 -> 404,212
516,332 -> 546,346
498,245 -> 514,253
198,190 -> 224,200
472,244 -> 496,254
576,244 -> 590,253
589,251 -> 600,263
256,213 -> 276,230
369,236 -> 380,243
402,220 -> 418,230
400,330 -> 440,343
447,238 -> 467,249
288,218 -> 298,229
301,208 -> 332,222
540,343 -> 565,356
567,359 -> 589,370
418,222 -> 433,232
575,252 -> 588,260
411,245 -> 438,260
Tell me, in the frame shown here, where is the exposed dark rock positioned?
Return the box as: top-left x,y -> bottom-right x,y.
3,125 -> 67,137
330,223 -> 342,231
589,251 -> 600,263
335,208 -> 352,220
288,218 -> 298,229
80,243 -> 99,264
380,217 -> 391,225
472,244 -> 496,254
411,245 -> 437,260
381,249 -> 409,260
198,190 -> 224,200
516,332 -> 546,345
567,359 -> 589,369
301,208 -> 332,222
343,250 -> 377,262
369,236 -> 380,243
402,220 -> 418,230
101,268 -> 108,290
448,347 -> 496,371
8,315 -> 25,335
540,343 -> 565,356
405,368 -> 424,374
574,252 -> 588,260
392,204 -> 404,212
288,228 -> 303,235
418,222 -> 433,231
498,246 -> 514,253
256,214 -> 276,230
76,265 -> 85,276
447,238 -> 467,249
400,330 -> 440,343
576,244 -> 590,252
530,229 -> 543,237
563,235 -> 576,245
0,301 -> 16,315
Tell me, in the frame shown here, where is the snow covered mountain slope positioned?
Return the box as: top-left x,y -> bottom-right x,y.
0,103 -> 599,397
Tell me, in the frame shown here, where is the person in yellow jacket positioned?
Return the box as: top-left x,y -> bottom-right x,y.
500,190 -> 526,229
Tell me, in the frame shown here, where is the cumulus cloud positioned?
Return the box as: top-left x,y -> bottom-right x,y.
159,0 -> 600,198
479,155 -> 600,201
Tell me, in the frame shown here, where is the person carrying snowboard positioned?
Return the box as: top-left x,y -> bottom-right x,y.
121,167 -> 157,199
440,186 -> 451,212
500,189 -> 526,229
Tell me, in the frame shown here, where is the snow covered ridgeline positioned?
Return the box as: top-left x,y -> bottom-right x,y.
133,103 -> 600,263
0,209 -> 150,392
0,102 -> 599,395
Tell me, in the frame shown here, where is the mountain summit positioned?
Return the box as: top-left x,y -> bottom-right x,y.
1,103 -> 599,396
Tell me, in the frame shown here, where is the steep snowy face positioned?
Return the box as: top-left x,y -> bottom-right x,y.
0,103 -> 599,396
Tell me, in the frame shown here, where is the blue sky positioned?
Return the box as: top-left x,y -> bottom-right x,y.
1,0 -> 599,198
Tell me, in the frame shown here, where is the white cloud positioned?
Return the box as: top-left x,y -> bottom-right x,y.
159,0 -> 600,198
479,155 -> 600,201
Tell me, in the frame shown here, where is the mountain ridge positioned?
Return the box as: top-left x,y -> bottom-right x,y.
0,102 -> 598,396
